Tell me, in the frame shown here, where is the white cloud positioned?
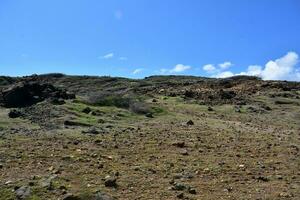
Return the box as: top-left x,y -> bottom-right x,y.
132,68 -> 143,75
202,61 -> 232,75
203,64 -> 216,73
170,64 -> 191,73
239,52 -> 299,81
203,52 -> 300,81
214,71 -> 234,78
218,61 -> 233,69
100,53 -> 114,59
119,57 -> 128,61
261,52 -> 298,80
238,65 -> 263,76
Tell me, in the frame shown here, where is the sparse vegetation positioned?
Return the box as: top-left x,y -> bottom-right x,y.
0,74 -> 299,200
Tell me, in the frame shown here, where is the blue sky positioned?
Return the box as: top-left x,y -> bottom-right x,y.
0,0 -> 300,80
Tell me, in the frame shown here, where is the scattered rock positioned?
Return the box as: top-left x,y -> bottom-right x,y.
82,127 -> 99,134
98,119 -> 105,123
62,193 -> 81,200
279,192 -> 293,198
104,176 -> 117,188
145,113 -> 154,118
91,110 -> 104,116
95,192 -> 115,200
82,107 -> 92,114
262,105 -> 272,111
50,98 -> 65,105
0,81 -> 74,108
64,120 -> 90,127
256,176 -> 269,182
172,183 -> 187,191
8,109 -> 22,118
188,188 -> 197,194
15,186 -> 31,200
208,106 -> 214,111
179,149 -> 188,155
40,175 -> 57,190
176,192 -> 184,199
172,141 -> 185,148
186,120 -> 194,125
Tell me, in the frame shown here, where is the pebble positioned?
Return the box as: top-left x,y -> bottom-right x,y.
15,186 -> 31,200
104,176 -> 117,188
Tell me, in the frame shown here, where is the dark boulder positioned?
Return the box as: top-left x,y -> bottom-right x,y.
0,81 -> 75,108
104,176 -> 117,187
64,120 -> 90,127
82,107 -> 92,114
219,89 -> 236,99
186,120 -> 194,125
8,109 -> 22,118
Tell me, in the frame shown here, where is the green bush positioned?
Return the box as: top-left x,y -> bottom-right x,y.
87,92 -> 131,108
85,92 -> 152,114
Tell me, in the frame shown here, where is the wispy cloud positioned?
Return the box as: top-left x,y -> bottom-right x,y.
119,57 -> 128,61
99,53 -> 114,59
159,64 -> 192,74
218,61 -> 233,69
202,64 -> 216,73
202,61 -> 233,76
214,71 -> 234,78
132,68 -> 143,75
169,64 -> 191,73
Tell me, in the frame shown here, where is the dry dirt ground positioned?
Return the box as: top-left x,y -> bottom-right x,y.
0,75 -> 299,200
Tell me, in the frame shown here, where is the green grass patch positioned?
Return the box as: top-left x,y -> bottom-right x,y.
0,188 -> 15,200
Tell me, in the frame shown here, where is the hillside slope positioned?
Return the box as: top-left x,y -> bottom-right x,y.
0,74 -> 299,200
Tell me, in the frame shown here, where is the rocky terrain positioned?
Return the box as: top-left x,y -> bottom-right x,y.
0,74 -> 299,200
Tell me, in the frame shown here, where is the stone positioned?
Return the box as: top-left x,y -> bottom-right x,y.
8,109 -> 22,118
208,106 -> 214,111
95,192 -> 115,200
186,120 -> 194,125
62,193 -> 81,200
82,107 -> 92,114
188,188 -> 197,194
179,149 -> 188,156
64,120 -> 90,127
50,98 -> 65,105
176,193 -> 184,199
40,175 -> 57,190
104,176 -> 117,187
82,127 -> 100,134
91,110 -> 104,116
145,113 -> 154,118
0,81 -> 74,108
172,141 -> 185,148
172,183 -> 187,191
256,176 -> 269,182
15,186 -> 31,200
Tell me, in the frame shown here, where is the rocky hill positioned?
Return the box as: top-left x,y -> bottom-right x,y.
0,74 -> 299,199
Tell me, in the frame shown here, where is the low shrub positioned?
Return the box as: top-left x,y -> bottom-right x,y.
85,92 -> 152,114
86,92 -> 131,108
129,101 -> 151,114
